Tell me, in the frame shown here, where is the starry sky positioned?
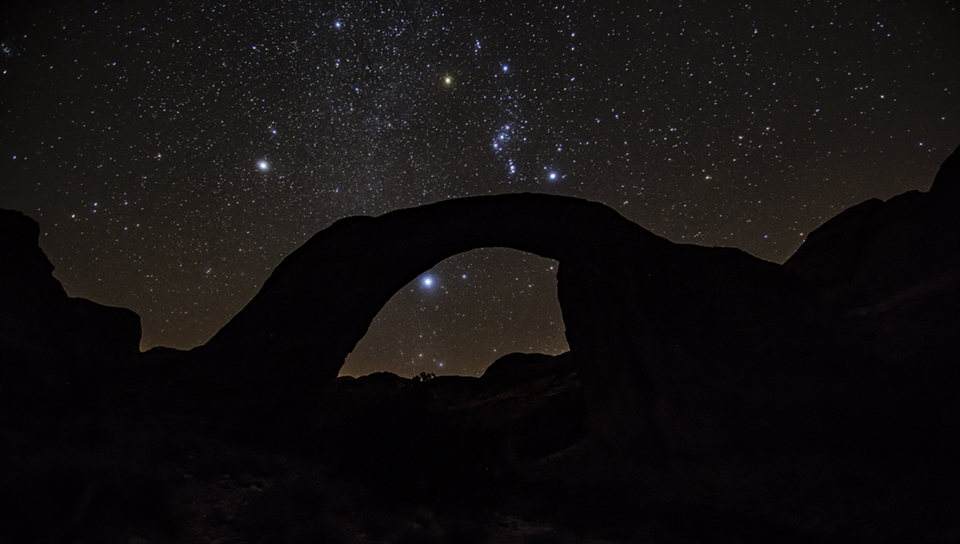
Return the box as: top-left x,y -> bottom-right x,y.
1,1 -> 958,377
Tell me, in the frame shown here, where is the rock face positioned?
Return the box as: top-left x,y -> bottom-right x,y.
0,209 -> 141,388
200,193 -> 840,459
785,144 -> 960,363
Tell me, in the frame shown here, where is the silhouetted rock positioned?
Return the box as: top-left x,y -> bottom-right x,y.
785,144 -> 960,363
198,193 -> 845,464
312,351 -> 586,496
1,209 -> 141,389
3,146 -> 960,542
931,142 -> 960,196
479,351 -> 574,386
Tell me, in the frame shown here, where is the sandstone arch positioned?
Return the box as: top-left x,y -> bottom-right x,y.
199,193 -> 827,457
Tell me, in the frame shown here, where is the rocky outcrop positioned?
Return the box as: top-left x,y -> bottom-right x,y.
931,142 -> 960,196
199,193 -> 843,461
479,351 -> 574,386
317,352 -> 586,470
785,145 -> 960,363
0,209 -> 141,388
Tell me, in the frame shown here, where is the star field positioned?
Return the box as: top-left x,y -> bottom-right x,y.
1,1 -> 958,377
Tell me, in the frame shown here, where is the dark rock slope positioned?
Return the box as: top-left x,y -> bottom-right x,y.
785,144 -> 960,364
1,209 -> 141,391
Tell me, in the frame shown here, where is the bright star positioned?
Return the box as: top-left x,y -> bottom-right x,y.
421,275 -> 435,289
548,171 -> 558,180
257,160 -> 269,171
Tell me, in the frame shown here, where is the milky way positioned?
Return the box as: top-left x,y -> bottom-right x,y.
1,1 -> 958,376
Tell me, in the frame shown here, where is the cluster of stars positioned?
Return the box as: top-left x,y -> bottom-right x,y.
0,1 -> 957,377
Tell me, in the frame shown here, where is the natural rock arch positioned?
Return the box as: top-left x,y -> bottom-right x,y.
198,193 -> 827,457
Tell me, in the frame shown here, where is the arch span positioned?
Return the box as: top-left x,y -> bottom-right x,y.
200,193 -> 824,457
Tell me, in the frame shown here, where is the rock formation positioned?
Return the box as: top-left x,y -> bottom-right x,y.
785,144 -> 960,363
196,193 -> 848,461
4,145 -> 959,467
1,210 -> 141,390
3,146 -> 959,541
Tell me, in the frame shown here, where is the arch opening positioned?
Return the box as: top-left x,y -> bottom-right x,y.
341,248 -> 569,378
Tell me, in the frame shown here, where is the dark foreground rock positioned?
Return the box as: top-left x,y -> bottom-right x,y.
2,145 -> 959,542
1,209 -> 141,398
784,147 -> 960,365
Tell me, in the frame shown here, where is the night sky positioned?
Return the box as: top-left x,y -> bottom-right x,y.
1,1 -> 958,377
